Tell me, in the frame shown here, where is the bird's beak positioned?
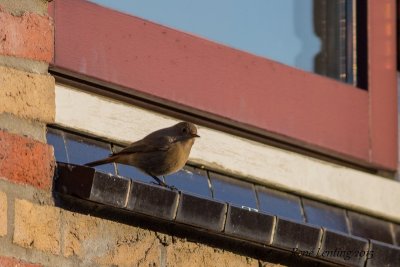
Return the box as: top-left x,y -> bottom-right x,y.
191,133 -> 200,138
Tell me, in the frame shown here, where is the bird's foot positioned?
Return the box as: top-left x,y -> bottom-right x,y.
150,181 -> 177,191
149,175 -> 177,190
165,184 -> 177,191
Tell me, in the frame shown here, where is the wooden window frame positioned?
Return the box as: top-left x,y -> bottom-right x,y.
49,0 -> 397,171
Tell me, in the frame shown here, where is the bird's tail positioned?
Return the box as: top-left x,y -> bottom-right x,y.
85,156 -> 117,167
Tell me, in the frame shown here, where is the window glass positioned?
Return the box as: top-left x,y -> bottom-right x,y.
165,166 -> 212,197
64,133 -> 116,174
209,172 -> 258,209
46,129 -> 68,163
256,186 -> 304,222
302,198 -> 349,233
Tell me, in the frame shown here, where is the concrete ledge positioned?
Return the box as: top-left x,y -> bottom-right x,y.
55,84 -> 400,222
0,66 -> 55,123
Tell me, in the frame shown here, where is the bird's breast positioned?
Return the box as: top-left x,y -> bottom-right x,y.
162,138 -> 194,175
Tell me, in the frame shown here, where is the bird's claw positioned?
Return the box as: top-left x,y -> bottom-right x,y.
165,184 -> 177,191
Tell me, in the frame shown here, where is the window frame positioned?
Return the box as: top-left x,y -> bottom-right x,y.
48,0 -> 397,171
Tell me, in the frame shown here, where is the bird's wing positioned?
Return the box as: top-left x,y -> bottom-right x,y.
112,136 -> 173,156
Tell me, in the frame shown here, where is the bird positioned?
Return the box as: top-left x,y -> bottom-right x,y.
85,121 -> 199,189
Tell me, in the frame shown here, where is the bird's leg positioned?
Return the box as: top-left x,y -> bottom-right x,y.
149,175 -> 166,186
149,175 -> 177,190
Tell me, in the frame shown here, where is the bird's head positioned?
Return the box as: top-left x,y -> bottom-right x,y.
174,121 -> 200,140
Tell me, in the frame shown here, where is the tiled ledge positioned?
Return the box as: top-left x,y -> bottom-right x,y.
55,163 -> 400,267
47,127 -> 400,245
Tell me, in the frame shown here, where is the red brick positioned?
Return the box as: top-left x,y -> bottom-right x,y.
0,131 -> 54,190
0,7 -> 53,62
0,256 -> 41,267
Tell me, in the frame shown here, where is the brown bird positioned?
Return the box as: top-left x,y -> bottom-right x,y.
85,121 -> 199,189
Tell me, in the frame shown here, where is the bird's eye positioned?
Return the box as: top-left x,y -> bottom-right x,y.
182,127 -> 188,133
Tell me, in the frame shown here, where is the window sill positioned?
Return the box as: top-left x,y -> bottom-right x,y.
55,162 -> 400,267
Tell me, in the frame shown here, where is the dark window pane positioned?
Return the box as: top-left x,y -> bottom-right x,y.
302,198 -> 348,233
46,129 -> 68,163
209,172 -> 257,210
313,0 -> 349,83
90,0 -> 355,85
165,166 -> 212,198
256,186 -> 304,222
64,133 -> 115,174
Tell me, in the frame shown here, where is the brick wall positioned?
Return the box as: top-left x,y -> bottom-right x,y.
1,180 -> 272,266
0,1 -> 280,266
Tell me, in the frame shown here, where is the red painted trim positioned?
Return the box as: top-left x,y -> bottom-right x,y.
51,0 -> 397,170
368,0 -> 398,169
